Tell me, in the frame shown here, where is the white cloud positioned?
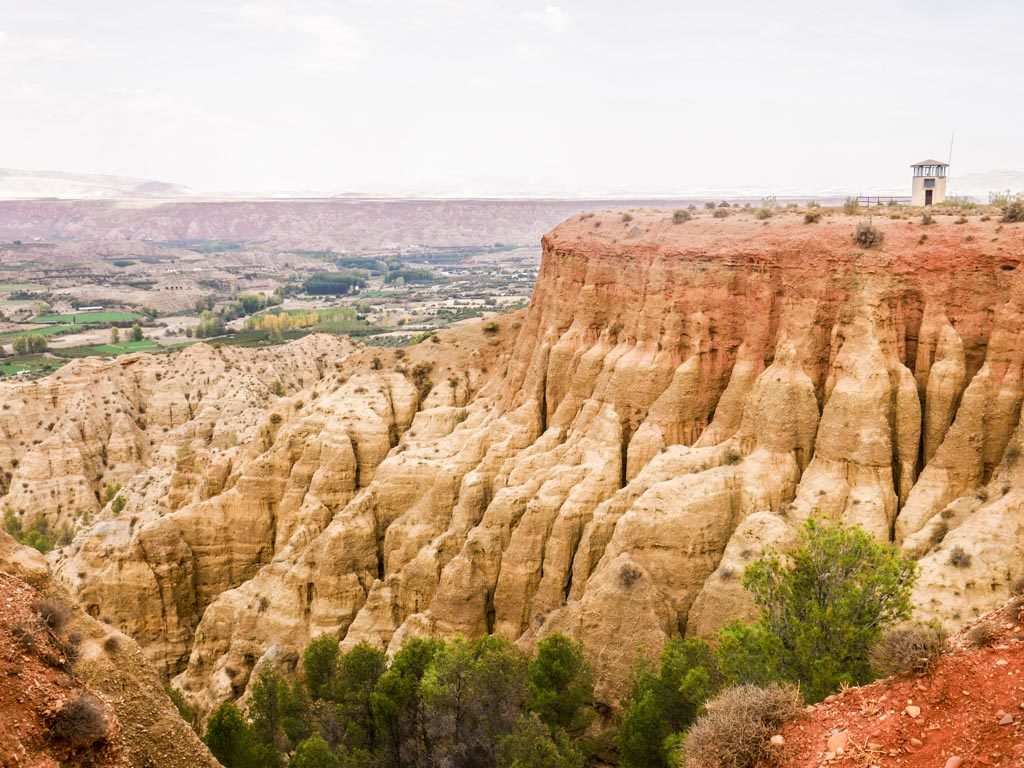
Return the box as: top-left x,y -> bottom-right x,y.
230,1 -> 367,73
523,5 -> 568,33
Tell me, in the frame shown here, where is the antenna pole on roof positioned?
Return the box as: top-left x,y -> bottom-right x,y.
947,131 -> 955,195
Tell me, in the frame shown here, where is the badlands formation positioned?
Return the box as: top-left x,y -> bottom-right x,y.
4,210 -> 1024,721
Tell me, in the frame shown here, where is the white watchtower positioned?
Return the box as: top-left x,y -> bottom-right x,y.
911,160 -> 948,206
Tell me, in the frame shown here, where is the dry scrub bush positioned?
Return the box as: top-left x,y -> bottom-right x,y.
966,622 -> 999,648
682,684 -> 802,768
804,210 -> 822,224
929,521 -> 949,546
853,221 -> 884,248
949,546 -> 972,568
40,597 -> 73,631
673,209 -> 692,223
1011,576 -> 1024,596
869,623 -> 947,676
619,563 -> 642,588
51,692 -> 110,747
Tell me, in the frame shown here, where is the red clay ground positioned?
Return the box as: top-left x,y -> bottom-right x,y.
0,571 -> 124,767
783,599 -> 1024,767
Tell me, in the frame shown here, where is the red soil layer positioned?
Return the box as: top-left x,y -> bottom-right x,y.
784,600 -> 1024,767
0,572 -> 123,767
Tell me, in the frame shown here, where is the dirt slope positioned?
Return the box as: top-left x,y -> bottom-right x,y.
784,598 -> 1024,767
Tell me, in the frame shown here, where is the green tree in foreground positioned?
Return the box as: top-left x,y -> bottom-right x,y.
498,713 -> 583,768
303,634 -> 340,701
617,638 -> 721,768
742,519 -> 917,702
204,702 -> 256,768
289,735 -> 341,768
527,634 -> 594,738
129,322 -> 144,342
110,326 -> 120,344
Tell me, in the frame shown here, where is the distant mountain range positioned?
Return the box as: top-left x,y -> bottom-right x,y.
0,168 -> 194,200
1,167 -> 1021,201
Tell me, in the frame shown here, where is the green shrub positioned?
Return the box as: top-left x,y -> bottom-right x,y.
716,622 -> 782,687
673,209 -> 692,224
743,519 -> 916,702
712,208 -> 730,219
804,210 -> 822,224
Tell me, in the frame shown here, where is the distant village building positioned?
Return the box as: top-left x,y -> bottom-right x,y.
911,160 -> 948,206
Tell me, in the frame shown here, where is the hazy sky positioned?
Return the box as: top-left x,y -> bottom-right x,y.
1,0 -> 1022,196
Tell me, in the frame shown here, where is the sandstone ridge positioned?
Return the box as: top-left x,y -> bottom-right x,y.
44,211 -> 1024,716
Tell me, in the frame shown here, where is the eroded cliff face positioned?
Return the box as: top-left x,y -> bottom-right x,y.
45,211 -> 1024,715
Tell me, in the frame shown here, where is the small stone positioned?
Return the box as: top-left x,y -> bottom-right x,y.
944,757 -> 963,768
995,659 -> 1009,666
909,737 -> 923,747
827,731 -> 850,751
999,714 -> 1014,725
770,735 -> 785,746
904,705 -> 921,718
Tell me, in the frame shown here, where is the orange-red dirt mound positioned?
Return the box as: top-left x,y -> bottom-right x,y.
0,571 -> 125,767
784,599 -> 1024,767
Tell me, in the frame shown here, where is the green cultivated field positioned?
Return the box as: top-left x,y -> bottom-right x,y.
33,311 -> 140,325
0,324 -> 73,341
0,283 -> 46,293
0,354 -> 66,376
51,339 -> 160,358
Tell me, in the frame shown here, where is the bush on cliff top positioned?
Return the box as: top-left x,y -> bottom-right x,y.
853,221 -> 884,248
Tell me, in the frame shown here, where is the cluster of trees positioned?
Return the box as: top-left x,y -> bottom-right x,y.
198,522 -> 919,768
204,633 -> 597,768
110,324 -> 145,344
303,272 -> 367,296
2,510 -> 73,552
12,333 -> 48,354
382,268 -> 435,285
192,310 -> 226,339
189,293 -> 281,339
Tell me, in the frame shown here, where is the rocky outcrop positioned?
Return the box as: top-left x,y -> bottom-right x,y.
46,211 -> 1024,716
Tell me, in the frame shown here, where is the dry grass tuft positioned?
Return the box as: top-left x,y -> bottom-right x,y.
870,623 -> 947,676
50,693 -> 110,747
966,622 -> 999,648
683,684 -> 802,768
